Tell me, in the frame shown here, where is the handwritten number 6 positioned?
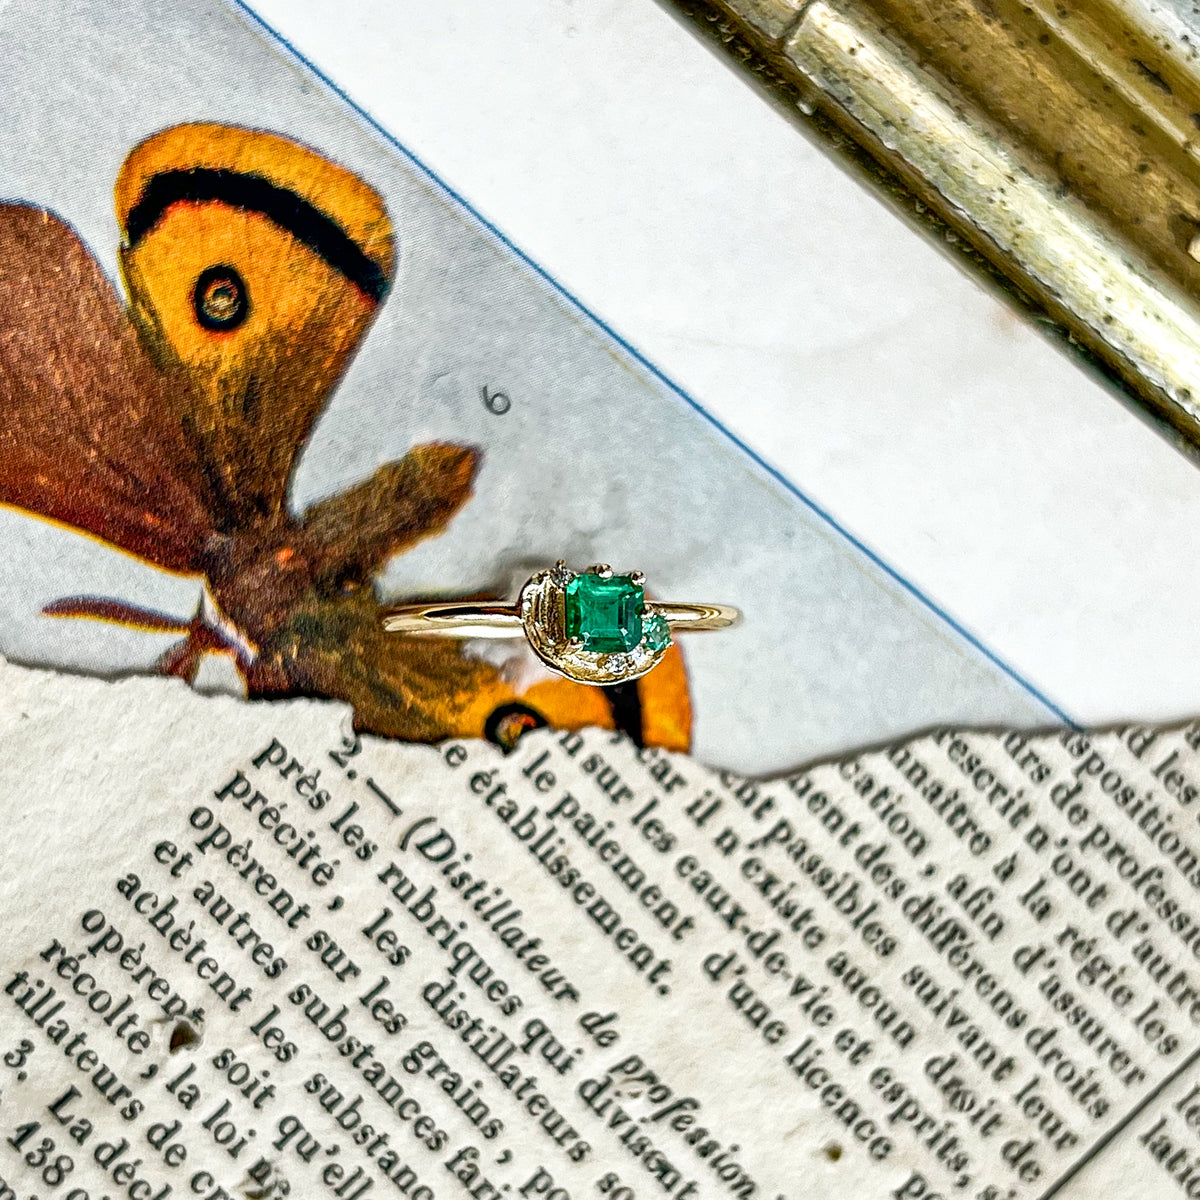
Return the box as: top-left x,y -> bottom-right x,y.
481,385 -> 511,415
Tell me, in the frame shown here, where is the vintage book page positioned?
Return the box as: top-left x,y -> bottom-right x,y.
2,658 -> 1198,1200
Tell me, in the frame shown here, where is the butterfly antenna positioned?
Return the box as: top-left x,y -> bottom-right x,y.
42,596 -> 192,634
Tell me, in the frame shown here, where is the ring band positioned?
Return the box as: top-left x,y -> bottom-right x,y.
380,601 -> 738,637
382,562 -> 739,685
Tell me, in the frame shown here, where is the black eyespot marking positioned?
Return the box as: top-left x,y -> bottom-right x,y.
484,703 -> 548,753
193,265 -> 249,331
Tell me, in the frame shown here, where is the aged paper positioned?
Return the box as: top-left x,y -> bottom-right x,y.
3,658 -> 1200,1200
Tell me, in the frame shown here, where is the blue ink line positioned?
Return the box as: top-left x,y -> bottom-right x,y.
228,0 -> 1073,726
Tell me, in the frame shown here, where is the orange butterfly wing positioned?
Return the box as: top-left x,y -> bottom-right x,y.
115,125 -> 396,527
0,204 -> 215,571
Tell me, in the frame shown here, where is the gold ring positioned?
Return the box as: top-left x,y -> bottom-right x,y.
381,561 -> 739,684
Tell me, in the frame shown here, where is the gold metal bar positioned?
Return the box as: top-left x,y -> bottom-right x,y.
664,0 -> 1200,459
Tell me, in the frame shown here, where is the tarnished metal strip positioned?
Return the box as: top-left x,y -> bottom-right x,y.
666,0 -> 1200,459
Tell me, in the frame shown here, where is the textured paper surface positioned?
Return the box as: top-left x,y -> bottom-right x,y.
3,658 -> 1200,1199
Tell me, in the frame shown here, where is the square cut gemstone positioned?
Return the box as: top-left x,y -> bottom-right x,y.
565,573 -> 644,653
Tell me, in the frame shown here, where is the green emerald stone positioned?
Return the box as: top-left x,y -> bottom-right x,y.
565,573 -> 644,653
644,613 -> 672,652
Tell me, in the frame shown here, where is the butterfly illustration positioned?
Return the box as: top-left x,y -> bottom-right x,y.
0,123 -> 690,750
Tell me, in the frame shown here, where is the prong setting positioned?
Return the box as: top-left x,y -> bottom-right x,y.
519,564 -> 673,684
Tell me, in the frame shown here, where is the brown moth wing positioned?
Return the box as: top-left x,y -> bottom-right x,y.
0,204 -> 214,571
301,443 -> 480,588
255,590 -> 502,743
